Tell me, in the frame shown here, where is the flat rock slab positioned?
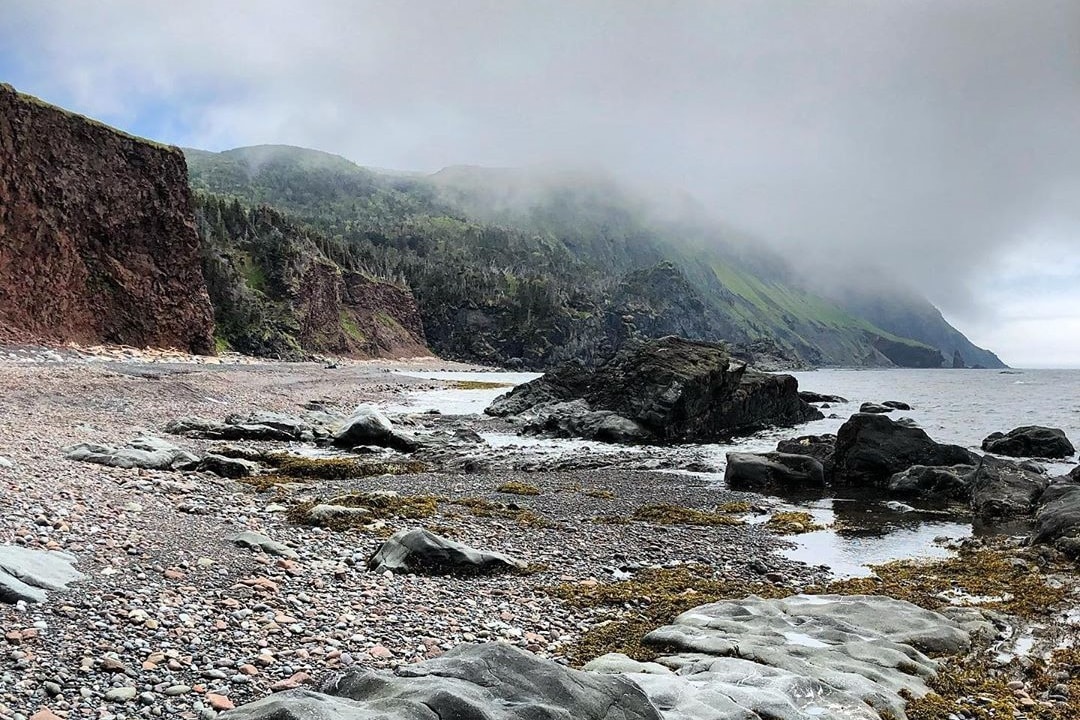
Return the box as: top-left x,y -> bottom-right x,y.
227,531 -> 298,559
628,594 -> 971,720
368,527 -> 526,575
63,436 -> 199,470
0,546 -> 84,604
223,642 -> 661,720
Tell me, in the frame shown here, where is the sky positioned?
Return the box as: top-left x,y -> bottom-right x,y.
2,1 -> 1078,367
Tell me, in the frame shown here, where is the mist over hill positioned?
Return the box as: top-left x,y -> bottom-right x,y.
185,144 -> 1005,369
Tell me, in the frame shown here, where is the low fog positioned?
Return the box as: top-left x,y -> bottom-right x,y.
2,1 -> 1078,365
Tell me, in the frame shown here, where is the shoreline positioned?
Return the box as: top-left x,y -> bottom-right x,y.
0,355 -> 1077,718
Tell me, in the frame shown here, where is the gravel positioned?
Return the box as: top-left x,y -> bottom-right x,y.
0,347 -> 822,718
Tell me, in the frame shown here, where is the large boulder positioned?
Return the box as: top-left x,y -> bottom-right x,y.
968,457 -> 1049,521
222,642 -> 661,720
887,465 -> 974,500
775,433 -> 836,467
368,528 -> 526,575
831,413 -> 977,485
487,337 -> 822,444
0,547 -> 84,604
1032,480 -> 1080,557
63,436 -> 200,471
981,426 -> 1075,459
1071,465 -> 1080,481
333,405 -> 419,452
724,452 -> 825,490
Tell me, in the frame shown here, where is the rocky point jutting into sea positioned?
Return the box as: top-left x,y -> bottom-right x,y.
1,84 -> 1079,720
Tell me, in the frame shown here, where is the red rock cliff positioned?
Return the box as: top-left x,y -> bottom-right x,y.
0,84 -> 214,352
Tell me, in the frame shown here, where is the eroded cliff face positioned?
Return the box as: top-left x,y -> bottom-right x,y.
0,84 -> 214,352
197,197 -> 429,360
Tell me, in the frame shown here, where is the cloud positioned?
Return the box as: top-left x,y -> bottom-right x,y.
2,0 -> 1079,363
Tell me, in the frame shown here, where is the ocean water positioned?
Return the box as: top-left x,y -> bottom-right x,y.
790,368 -> 1080,473
384,367 -> 1080,577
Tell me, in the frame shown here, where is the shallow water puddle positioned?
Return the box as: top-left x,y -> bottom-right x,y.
779,497 -> 970,578
386,370 -> 540,415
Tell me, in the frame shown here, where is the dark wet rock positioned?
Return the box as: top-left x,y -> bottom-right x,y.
227,531 -> 298,560
981,426 -> 1075,459
1032,480 -> 1080,556
224,642 -> 660,720
1071,465 -> 1080,481
831,413 -> 977,485
887,464 -> 975,500
799,391 -> 848,404
333,405 -> 419,452
487,336 -> 822,444
0,547 -> 84,604
368,528 -> 526,575
63,437 -> 200,471
595,594 -> 974,720
197,453 -> 259,478
858,402 -> 894,414
882,400 -> 912,410
775,434 -> 836,467
969,457 -> 1049,520
724,452 -> 825,490
1019,460 -> 1047,475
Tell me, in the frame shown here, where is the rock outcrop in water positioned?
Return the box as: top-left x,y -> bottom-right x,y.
831,413 -> 977,485
486,337 -> 822,444
0,84 -> 214,351
981,426 -> 1076,460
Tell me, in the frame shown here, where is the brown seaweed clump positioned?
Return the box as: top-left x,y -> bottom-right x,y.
764,511 -> 824,535
632,503 -> 744,527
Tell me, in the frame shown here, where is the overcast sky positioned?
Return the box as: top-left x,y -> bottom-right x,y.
2,1 -> 1078,366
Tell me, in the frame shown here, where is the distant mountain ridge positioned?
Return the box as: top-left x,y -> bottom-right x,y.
185,144 -> 1006,369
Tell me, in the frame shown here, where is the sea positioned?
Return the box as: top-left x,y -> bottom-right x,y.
387,368 -> 1080,577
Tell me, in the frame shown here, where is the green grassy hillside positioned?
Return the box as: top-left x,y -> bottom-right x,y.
184,145 -> 1002,368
